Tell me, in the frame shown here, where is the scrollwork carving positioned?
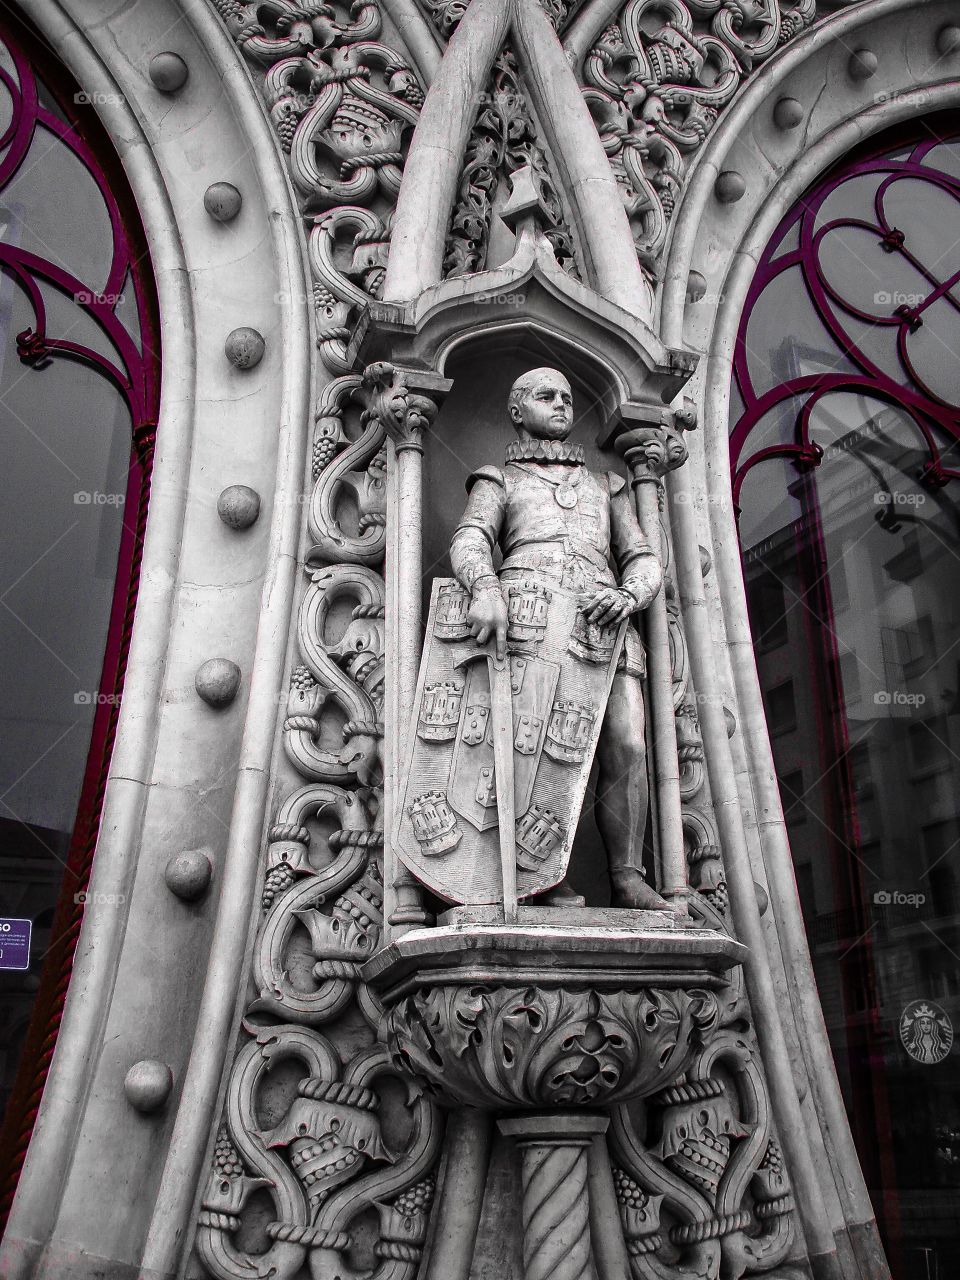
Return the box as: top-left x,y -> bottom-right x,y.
213,0 -> 423,377
197,1026 -> 441,1280
580,0 -> 815,270
609,1028 -> 796,1280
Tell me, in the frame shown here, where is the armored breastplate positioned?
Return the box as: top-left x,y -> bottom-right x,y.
499,464 -> 614,590
501,465 -> 610,553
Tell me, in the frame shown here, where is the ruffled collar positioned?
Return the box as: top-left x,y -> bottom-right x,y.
505,438 -> 584,465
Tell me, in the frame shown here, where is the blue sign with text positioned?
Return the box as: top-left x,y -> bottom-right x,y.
0,917 -> 31,970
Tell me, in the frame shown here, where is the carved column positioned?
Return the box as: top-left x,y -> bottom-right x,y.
615,405 -> 696,909
363,362 -> 451,935
498,1114 -> 607,1280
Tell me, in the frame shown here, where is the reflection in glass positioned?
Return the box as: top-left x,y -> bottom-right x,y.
732,120 -> 960,1280
0,11 -> 158,1224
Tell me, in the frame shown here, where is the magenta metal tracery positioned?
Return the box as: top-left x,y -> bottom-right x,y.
0,31 -> 157,433
0,14 -> 160,1227
731,130 -> 960,503
730,122 -> 960,1279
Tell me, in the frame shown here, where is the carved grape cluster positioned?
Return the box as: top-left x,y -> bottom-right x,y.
612,1166 -> 648,1211
275,110 -> 298,152
213,1126 -> 244,1177
262,862 -> 296,911
392,1173 -> 436,1217
761,1139 -> 784,1176
401,80 -> 425,110
212,0 -> 246,21
312,429 -> 339,479
291,664 -> 317,693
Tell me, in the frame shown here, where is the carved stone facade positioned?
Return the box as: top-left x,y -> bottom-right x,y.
8,0 -> 958,1278
183,5 -> 810,1277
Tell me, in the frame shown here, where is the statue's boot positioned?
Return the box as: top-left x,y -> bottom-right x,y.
539,880 -> 586,908
610,867 -> 672,911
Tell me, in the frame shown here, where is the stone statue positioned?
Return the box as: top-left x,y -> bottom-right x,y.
396,366 -> 667,911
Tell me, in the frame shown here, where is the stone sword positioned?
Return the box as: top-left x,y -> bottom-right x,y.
456,645 -> 519,924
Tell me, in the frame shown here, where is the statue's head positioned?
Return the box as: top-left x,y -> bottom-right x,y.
508,367 -> 573,441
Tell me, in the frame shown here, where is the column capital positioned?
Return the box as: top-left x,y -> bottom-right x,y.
607,398 -> 698,485
498,1114 -> 609,1146
360,360 -> 451,454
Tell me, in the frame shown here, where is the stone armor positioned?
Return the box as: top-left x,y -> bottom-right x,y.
451,445 -> 657,675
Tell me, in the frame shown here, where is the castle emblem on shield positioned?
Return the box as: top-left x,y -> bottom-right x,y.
409,791 -> 463,858
417,678 -> 464,742
395,576 -> 625,904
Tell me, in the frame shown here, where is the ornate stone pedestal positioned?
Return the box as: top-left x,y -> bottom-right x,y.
365,912 -> 743,1110
363,911 -> 744,1278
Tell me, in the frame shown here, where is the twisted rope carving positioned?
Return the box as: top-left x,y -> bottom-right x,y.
376,1241 -> 422,1262
328,828 -> 382,850
267,1222 -> 350,1249
670,1209 -> 753,1244
519,1144 -> 593,1280
197,1210 -> 240,1231
297,1079 -> 378,1109
269,823 -> 311,845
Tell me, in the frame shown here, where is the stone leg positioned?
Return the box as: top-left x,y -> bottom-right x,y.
498,1114 -> 607,1280
596,672 -> 667,908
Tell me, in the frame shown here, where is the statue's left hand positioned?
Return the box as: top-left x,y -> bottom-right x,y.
578,586 -> 634,627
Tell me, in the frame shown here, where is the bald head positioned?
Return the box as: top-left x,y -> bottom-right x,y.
508,368 -> 574,440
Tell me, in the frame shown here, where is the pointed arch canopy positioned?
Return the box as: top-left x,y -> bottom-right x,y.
383,0 -> 654,319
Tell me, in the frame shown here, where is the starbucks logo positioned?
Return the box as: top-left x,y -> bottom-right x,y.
900,1000 -> 954,1065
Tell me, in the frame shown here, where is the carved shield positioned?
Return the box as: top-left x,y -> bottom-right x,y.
395,575 -> 626,905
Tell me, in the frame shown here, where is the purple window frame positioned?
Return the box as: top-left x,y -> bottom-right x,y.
0,9 -> 160,1227
730,115 -> 960,1276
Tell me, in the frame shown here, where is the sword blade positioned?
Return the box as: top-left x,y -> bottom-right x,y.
487,651 -> 518,924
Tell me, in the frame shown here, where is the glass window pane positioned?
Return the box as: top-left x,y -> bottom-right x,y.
732,118 -> 960,1280
0,14 -> 158,1196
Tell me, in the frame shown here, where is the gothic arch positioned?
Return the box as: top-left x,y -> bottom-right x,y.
0,2 -> 312,1276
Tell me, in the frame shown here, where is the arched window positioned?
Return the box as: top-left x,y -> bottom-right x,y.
732,118 -> 960,1279
0,10 -> 159,1221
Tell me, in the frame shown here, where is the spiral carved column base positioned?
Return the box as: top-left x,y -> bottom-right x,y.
498,1114 -> 607,1280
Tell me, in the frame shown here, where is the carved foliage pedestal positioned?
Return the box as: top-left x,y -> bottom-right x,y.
364,912 -> 746,1280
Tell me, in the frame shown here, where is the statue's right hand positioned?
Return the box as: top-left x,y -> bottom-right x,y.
467,583 -> 508,661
